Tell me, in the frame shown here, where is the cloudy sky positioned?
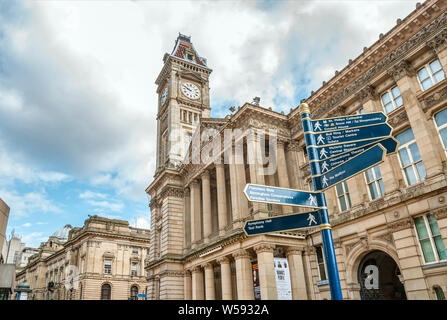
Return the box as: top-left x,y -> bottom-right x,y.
0,0 -> 419,248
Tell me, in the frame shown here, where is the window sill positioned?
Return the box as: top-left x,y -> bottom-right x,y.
317,280 -> 329,287
421,261 -> 447,270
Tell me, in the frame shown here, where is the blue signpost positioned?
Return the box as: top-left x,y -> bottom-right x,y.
244,184 -> 323,209
242,104 -> 397,300
244,210 -> 323,236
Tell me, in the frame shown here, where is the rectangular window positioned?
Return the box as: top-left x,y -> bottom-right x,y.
417,59 -> 445,90
435,108 -> 447,154
335,181 -> 351,212
81,259 -> 85,273
131,263 -> 138,276
414,214 -> 447,264
316,246 -> 327,281
132,248 -> 138,254
104,259 -> 112,274
396,129 -> 426,186
364,165 -> 385,200
381,85 -> 403,114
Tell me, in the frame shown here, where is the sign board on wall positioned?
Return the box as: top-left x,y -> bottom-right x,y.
274,258 -> 292,300
252,261 -> 261,300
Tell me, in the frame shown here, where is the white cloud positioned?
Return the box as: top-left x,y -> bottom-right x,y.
0,188 -> 62,217
22,222 -> 32,227
87,200 -> 123,213
21,232 -> 48,248
79,190 -> 108,200
0,0 -> 419,207
131,216 -> 150,230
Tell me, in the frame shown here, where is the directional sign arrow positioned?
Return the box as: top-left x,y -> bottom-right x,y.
309,137 -> 400,175
311,112 -> 387,132
313,144 -> 386,191
244,184 -> 323,209
244,210 -> 323,236
305,123 -> 392,147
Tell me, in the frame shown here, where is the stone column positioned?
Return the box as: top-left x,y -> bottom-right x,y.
276,140 -> 293,213
184,270 -> 192,300
247,134 -> 268,217
254,244 -> 277,300
202,170 -> 212,240
190,180 -> 201,246
389,218 -> 430,299
232,249 -> 254,300
215,164 -> 228,235
229,145 -> 247,227
203,263 -> 215,300
285,141 -> 300,190
217,257 -> 232,300
388,60 -> 444,179
286,247 -> 308,300
191,266 -> 204,300
184,188 -> 191,249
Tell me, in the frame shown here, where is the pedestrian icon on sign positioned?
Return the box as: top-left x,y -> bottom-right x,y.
307,213 -> 317,226
313,121 -> 322,131
308,194 -> 317,207
322,176 -> 329,188
317,135 -> 325,145
320,148 -> 328,159
321,161 -> 329,173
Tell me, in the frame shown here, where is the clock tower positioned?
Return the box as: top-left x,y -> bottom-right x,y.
154,33 -> 212,176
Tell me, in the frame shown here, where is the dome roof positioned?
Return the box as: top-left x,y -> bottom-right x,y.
51,224 -> 72,242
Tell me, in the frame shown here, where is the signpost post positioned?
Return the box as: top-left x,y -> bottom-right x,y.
242,103 -> 398,300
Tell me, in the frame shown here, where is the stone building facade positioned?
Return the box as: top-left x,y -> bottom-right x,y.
0,198 -> 10,264
16,216 -> 150,300
145,0 -> 447,300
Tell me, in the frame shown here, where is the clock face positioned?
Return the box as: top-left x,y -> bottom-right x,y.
181,82 -> 200,100
161,87 -> 168,105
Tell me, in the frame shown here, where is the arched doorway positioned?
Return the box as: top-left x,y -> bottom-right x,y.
358,250 -> 406,300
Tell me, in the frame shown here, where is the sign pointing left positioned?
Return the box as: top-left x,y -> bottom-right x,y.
244,211 -> 323,236
244,184 -> 323,209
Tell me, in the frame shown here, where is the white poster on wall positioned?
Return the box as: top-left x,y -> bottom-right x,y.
274,258 -> 292,300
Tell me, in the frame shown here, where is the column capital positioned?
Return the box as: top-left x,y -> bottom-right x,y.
191,266 -> 202,273
201,169 -> 210,179
254,243 -> 275,254
355,84 -> 378,103
216,256 -> 230,264
183,270 -> 192,277
202,262 -> 214,270
232,249 -> 250,259
285,246 -> 305,256
190,179 -> 200,187
215,162 -> 225,168
184,187 -> 190,197
387,59 -> 415,82
286,140 -> 300,152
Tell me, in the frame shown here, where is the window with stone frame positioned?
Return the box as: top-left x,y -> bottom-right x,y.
435,108 -> 447,154
335,181 -> 351,212
364,165 -> 385,200
380,85 -> 403,114
414,213 -> 447,264
434,286 -> 446,300
131,263 -> 138,276
417,59 -> 445,91
104,259 -> 112,274
396,128 -> 426,186
315,246 -> 327,281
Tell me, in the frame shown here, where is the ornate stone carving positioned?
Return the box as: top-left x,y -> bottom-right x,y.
422,82 -> 447,111
388,217 -> 413,232
253,243 -> 275,254
355,84 -> 378,102
426,27 -> 447,53
433,207 -> 447,220
387,60 -> 415,82
191,265 -> 202,273
216,256 -> 230,264
159,185 -> 184,199
285,246 -> 305,256
387,107 -> 409,128
232,249 -> 250,259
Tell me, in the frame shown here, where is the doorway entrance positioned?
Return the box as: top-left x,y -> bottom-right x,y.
358,250 -> 407,300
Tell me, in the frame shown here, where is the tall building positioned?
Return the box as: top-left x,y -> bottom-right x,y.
1,231 -> 25,266
16,216 -> 150,300
0,198 -> 10,264
145,0 -> 447,300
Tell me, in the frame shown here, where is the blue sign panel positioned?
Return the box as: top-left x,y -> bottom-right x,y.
311,112 -> 387,132
307,137 -> 383,161
244,211 -> 322,236
305,123 -> 392,147
309,137 -> 399,175
313,144 -> 386,191
244,184 -> 322,209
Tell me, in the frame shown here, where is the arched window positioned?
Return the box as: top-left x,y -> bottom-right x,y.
101,283 -> 111,300
434,286 -> 445,300
130,285 -> 138,300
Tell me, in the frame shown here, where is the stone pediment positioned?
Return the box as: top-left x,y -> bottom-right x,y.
177,70 -> 203,83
